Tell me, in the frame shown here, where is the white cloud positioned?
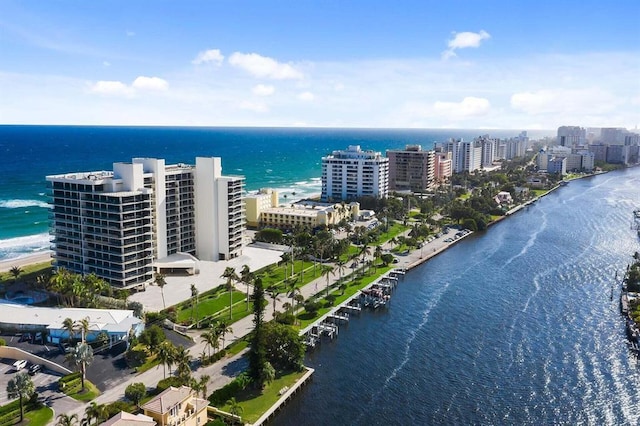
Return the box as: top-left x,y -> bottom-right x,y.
433,97 -> 491,118
88,76 -> 168,97
442,30 -> 490,59
126,30 -> 136,37
229,52 -> 303,80
132,76 -> 169,91
252,84 -> 275,96
88,80 -> 132,97
237,100 -> 268,113
192,49 -> 224,66
298,91 -> 315,102
510,88 -> 617,115
103,61 -> 111,67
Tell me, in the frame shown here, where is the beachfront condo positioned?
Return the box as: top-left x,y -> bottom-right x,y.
321,145 -> 389,202
46,157 -> 245,288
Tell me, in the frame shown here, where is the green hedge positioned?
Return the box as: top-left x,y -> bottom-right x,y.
58,372 -> 81,385
208,374 -> 249,406
0,395 -> 40,426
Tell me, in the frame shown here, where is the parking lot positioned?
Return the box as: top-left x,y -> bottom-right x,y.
0,357 -> 61,406
1,328 -> 194,392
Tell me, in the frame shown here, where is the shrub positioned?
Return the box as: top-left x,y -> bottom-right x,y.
156,376 -> 188,394
103,401 -> 132,417
275,312 -> 295,325
303,300 -> 321,316
125,346 -> 148,368
0,337 -> 5,346
125,382 -> 147,406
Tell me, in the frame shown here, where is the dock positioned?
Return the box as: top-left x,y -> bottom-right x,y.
300,268 -> 405,348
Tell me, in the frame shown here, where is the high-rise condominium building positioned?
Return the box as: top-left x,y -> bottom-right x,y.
47,157 -> 245,288
321,145 -> 389,202
386,145 -> 435,192
557,126 -> 586,147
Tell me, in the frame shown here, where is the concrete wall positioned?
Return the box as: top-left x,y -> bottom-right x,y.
0,346 -> 72,375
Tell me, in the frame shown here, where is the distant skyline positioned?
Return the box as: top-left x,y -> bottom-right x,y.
1,1 -> 639,130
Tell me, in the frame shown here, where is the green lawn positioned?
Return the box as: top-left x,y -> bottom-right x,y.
64,380 -> 100,402
24,405 -> 54,426
177,291 -> 246,323
218,370 -> 307,424
257,260 -> 326,293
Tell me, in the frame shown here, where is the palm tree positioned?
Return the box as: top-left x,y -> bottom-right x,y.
174,345 -> 192,380
240,264 -> 253,311
190,284 -> 199,326
65,342 -> 94,392
84,401 -> 106,425
287,277 -> 299,314
321,265 -> 334,297
201,326 -> 220,358
77,317 -> 91,343
336,259 -> 347,284
55,413 -> 79,426
266,285 -> 281,316
192,374 -> 210,399
227,397 -> 244,423
63,317 -> 76,345
221,267 -> 240,320
154,273 -> 167,310
8,265 -> 23,284
216,320 -> 233,350
360,244 -> 371,273
374,245 -> 383,272
7,372 -> 34,423
280,252 -> 291,278
157,341 -> 176,378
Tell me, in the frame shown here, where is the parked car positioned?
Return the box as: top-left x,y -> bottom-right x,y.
12,360 -> 27,371
28,364 -> 42,375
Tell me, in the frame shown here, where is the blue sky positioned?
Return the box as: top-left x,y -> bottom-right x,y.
1,0 -> 639,129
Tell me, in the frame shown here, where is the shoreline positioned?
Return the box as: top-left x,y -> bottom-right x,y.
0,251 -> 52,273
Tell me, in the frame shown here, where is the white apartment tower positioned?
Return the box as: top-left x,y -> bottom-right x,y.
47,157 -> 245,288
321,145 -> 389,202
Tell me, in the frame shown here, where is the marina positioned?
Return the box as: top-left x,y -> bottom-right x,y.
300,269 -> 406,349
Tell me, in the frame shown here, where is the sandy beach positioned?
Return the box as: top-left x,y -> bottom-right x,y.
0,252 -> 52,273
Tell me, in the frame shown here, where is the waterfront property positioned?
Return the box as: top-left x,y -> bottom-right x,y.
321,145 -> 389,202
0,301 -> 144,346
46,157 -> 245,288
141,386 -> 208,426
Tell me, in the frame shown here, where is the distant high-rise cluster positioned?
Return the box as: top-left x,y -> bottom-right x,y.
547,126 -> 640,171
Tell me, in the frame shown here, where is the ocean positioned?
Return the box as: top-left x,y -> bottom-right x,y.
0,125 -> 542,261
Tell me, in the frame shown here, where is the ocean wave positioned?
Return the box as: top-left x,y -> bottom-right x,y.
0,233 -> 51,261
0,199 -> 50,209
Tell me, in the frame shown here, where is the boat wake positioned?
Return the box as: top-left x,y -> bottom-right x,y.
353,281 -> 451,424
502,208 -> 548,268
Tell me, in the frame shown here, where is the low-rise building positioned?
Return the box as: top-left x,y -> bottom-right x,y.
141,386 -> 208,426
0,302 -> 144,347
259,200 -> 359,230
